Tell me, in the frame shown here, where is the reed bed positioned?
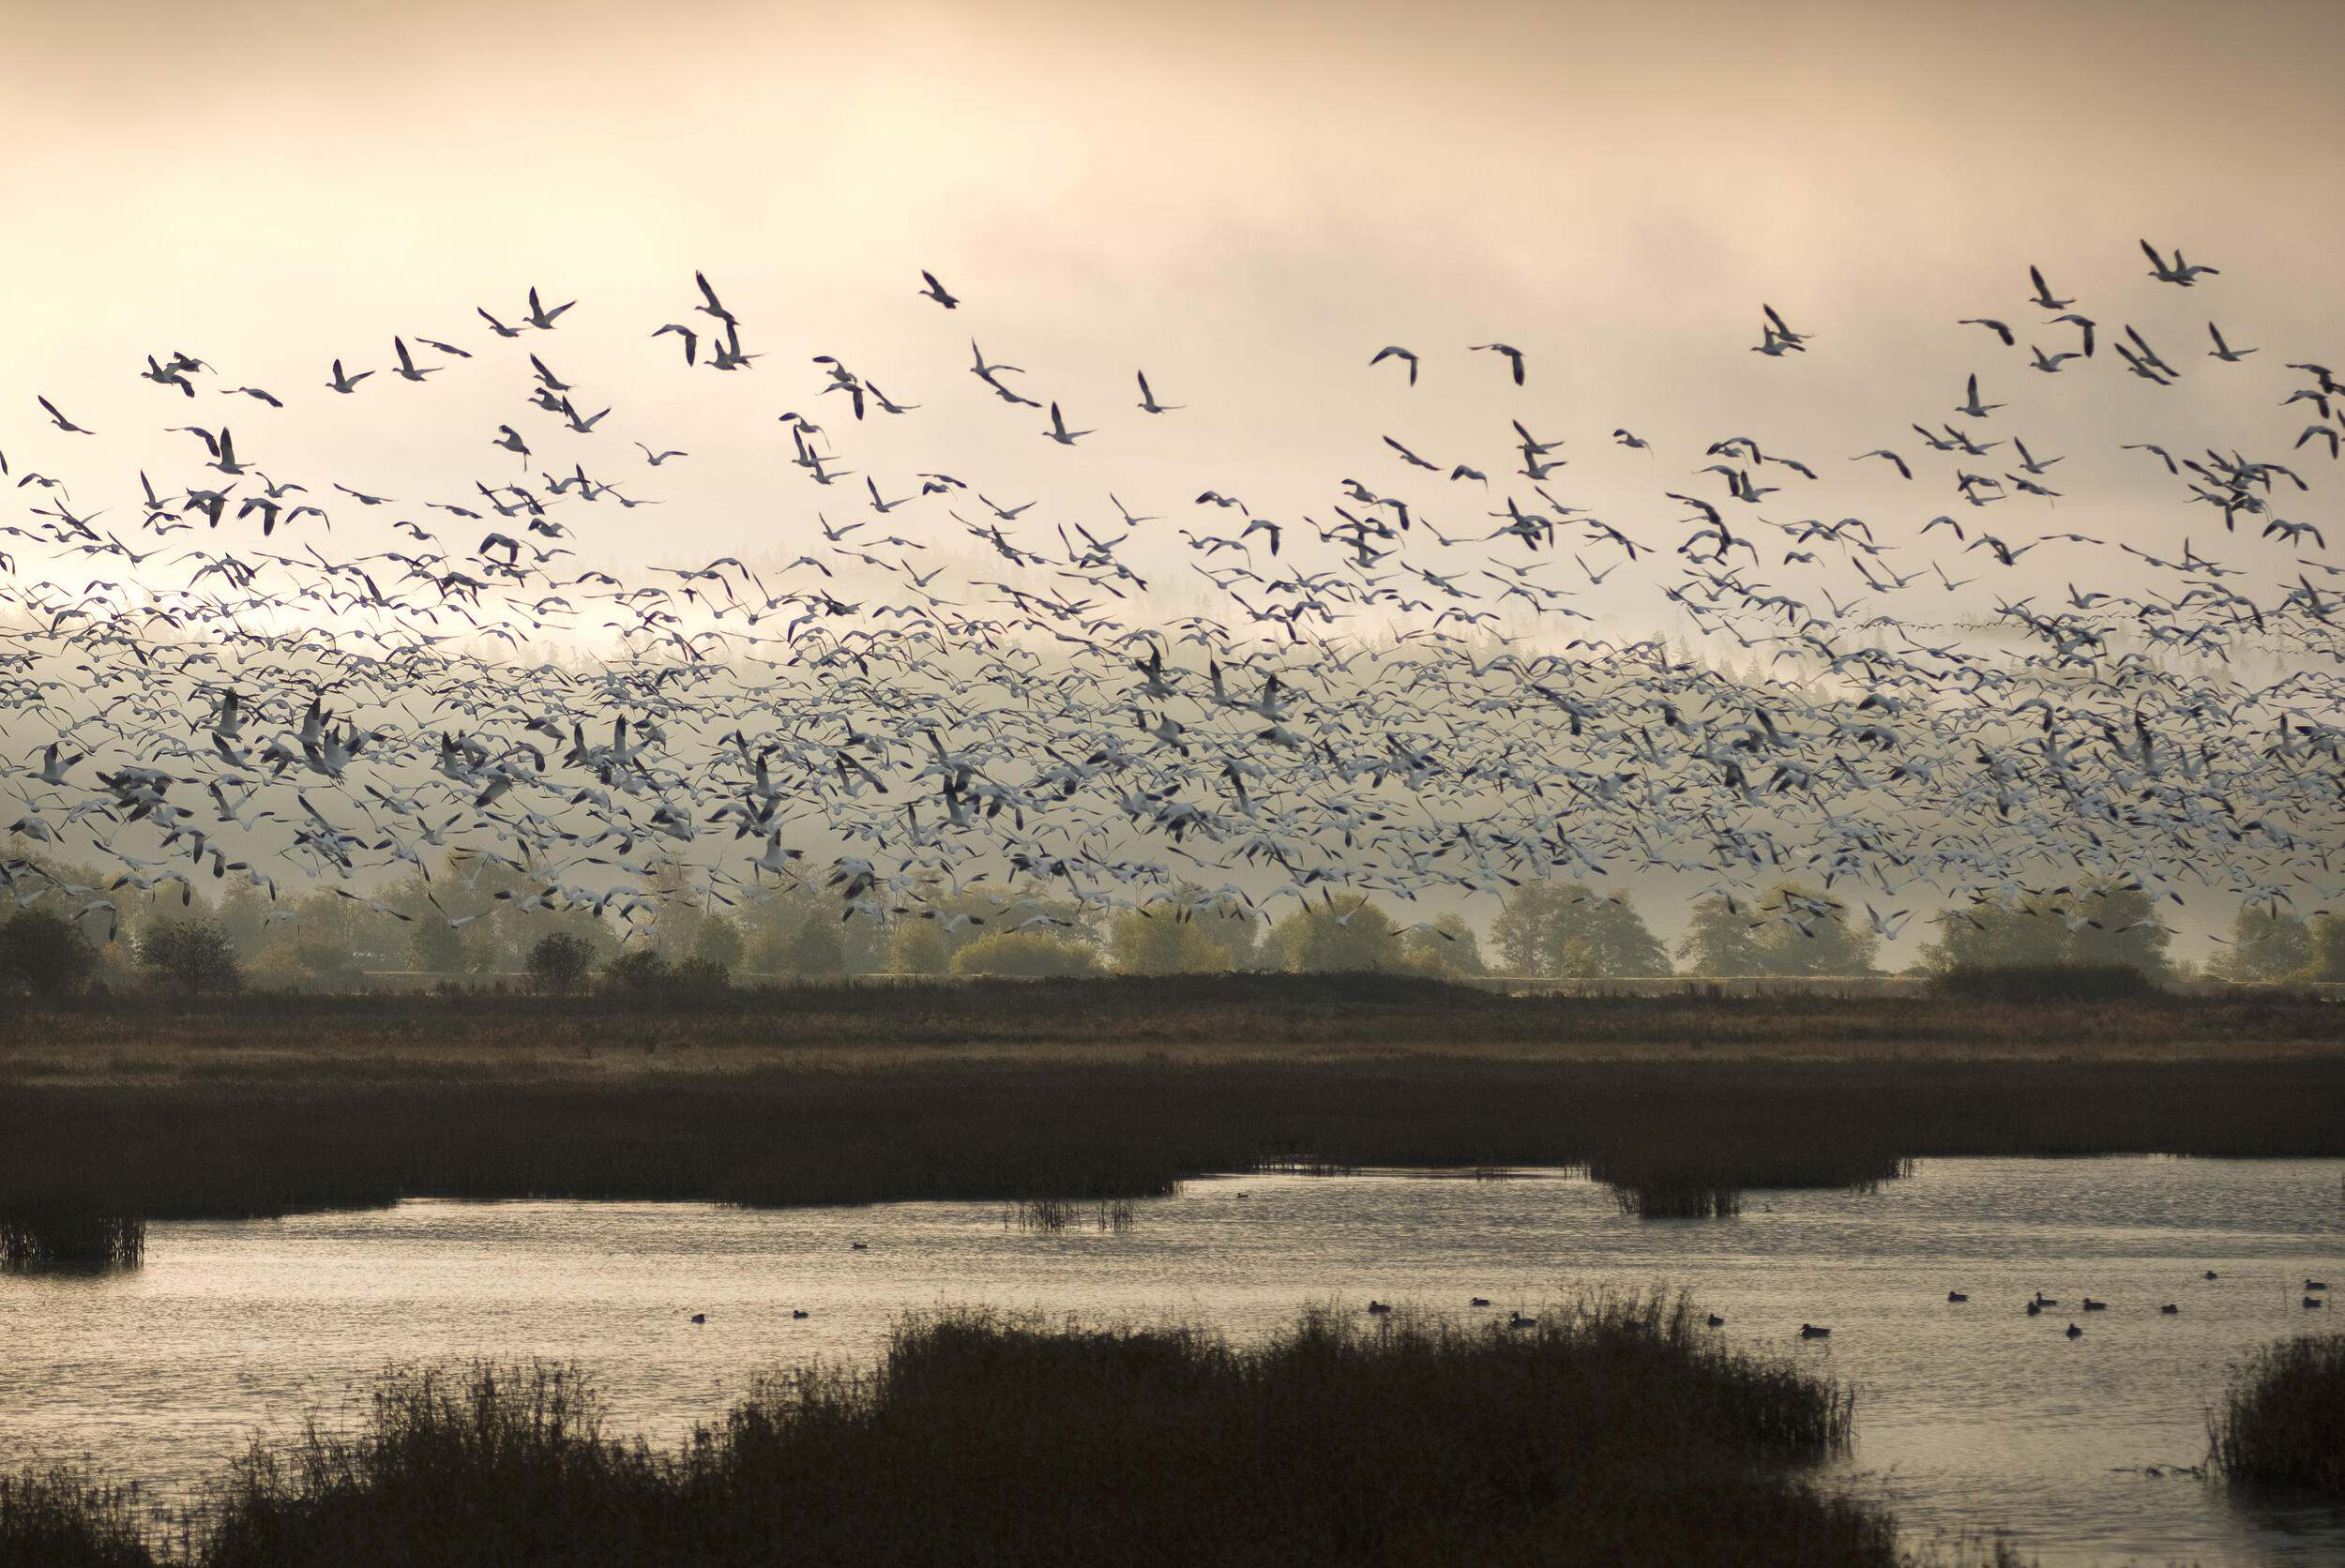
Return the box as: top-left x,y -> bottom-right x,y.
0,1214 -> 145,1269
1,1296 -> 1900,1567
2,1048 -> 2340,1226
2207,1332 -> 2345,1496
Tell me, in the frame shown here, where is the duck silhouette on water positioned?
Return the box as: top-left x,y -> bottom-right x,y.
2065,1322 -> 2083,1339
1799,1323 -> 1830,1339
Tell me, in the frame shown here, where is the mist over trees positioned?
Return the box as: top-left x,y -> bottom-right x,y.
4,834 -> 2341,997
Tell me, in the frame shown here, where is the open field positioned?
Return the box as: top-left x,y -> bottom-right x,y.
2,977 -> 2339,1223
0,1295 -> 1920,1568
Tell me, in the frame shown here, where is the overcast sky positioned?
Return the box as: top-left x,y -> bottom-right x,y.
4,0 -> 2342,959
4,0 -> 2339,625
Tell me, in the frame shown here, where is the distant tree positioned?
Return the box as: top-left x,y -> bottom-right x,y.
2307,914 -> 2345,981
0,909 -> 99,997
2211,904 -> 2313,982
1676,895 -> 1767,976
1107,893 -> 1257,974
950,931 -> 1102,977
690,915 -> 745,972
142,918 -> 242,995
2060,883 -> 2171,979
1266,896 -> 1401,972
889,919 -> 951,975
405,913 -> 475,974
214,882 -> 275,962
246,941 -> 311,991
524,933 -> 596,994
1397,912 -> 1486,977
289,939 -> 367,990
1491,883 -> 1668,977
1750,885 -> 1879,977
1915,881 -> 2171,981
773,916 -> 848,978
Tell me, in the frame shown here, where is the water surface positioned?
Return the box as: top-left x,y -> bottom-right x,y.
4,1157 -> 2341,1564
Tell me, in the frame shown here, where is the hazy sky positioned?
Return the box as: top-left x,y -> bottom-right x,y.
6,0 -> 2339,621
6,0 -> 2343,961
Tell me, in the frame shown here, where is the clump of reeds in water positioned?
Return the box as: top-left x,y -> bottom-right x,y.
1589,1145 -> 1912,1220
1611,1180 -> 1744,1219
2207,1332 -> 2345,1496
0,1214 -> 145,1269
1007,1197 -> 1139,1231
2,1292 -> 1898,1568
1007,1197 -> 1078,1230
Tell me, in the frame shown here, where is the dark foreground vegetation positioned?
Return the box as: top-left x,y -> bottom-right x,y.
7,972 -> 2339,1057
0,1297 -> 1914,1568
1,978 -> 2339,1230
2208,1332 -> 2345,1498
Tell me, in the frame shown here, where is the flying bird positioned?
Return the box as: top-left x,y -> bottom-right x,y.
1369,345 -> 1419,384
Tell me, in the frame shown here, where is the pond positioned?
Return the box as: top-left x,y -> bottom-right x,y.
4,1156 -> 2341,1564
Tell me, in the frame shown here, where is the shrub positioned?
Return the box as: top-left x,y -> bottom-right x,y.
670,956 -> 732,992
887,920 -> 951,975
950,930 -> 1101,977
140,919 -> 241,996
777,917 -> 847,978
600,949 -> 673,996
524,934 -> 596,995
0,909 -> 99,997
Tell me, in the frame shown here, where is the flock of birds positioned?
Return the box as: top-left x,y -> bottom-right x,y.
3,239 -> 2344,950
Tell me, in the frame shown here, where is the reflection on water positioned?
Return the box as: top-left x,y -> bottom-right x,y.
2,1157 -> 2340,1565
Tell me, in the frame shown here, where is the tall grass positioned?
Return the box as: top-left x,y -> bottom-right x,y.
2207,1332 -> 2345,1496
0,1467 -> 156,1568
2,1296 -> 1900,1567
0,1214 -> 145,1269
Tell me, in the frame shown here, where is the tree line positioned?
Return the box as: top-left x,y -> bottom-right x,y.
0,838 -> 2328,998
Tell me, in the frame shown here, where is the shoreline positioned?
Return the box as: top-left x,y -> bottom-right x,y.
3,980 -> 2341,1224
